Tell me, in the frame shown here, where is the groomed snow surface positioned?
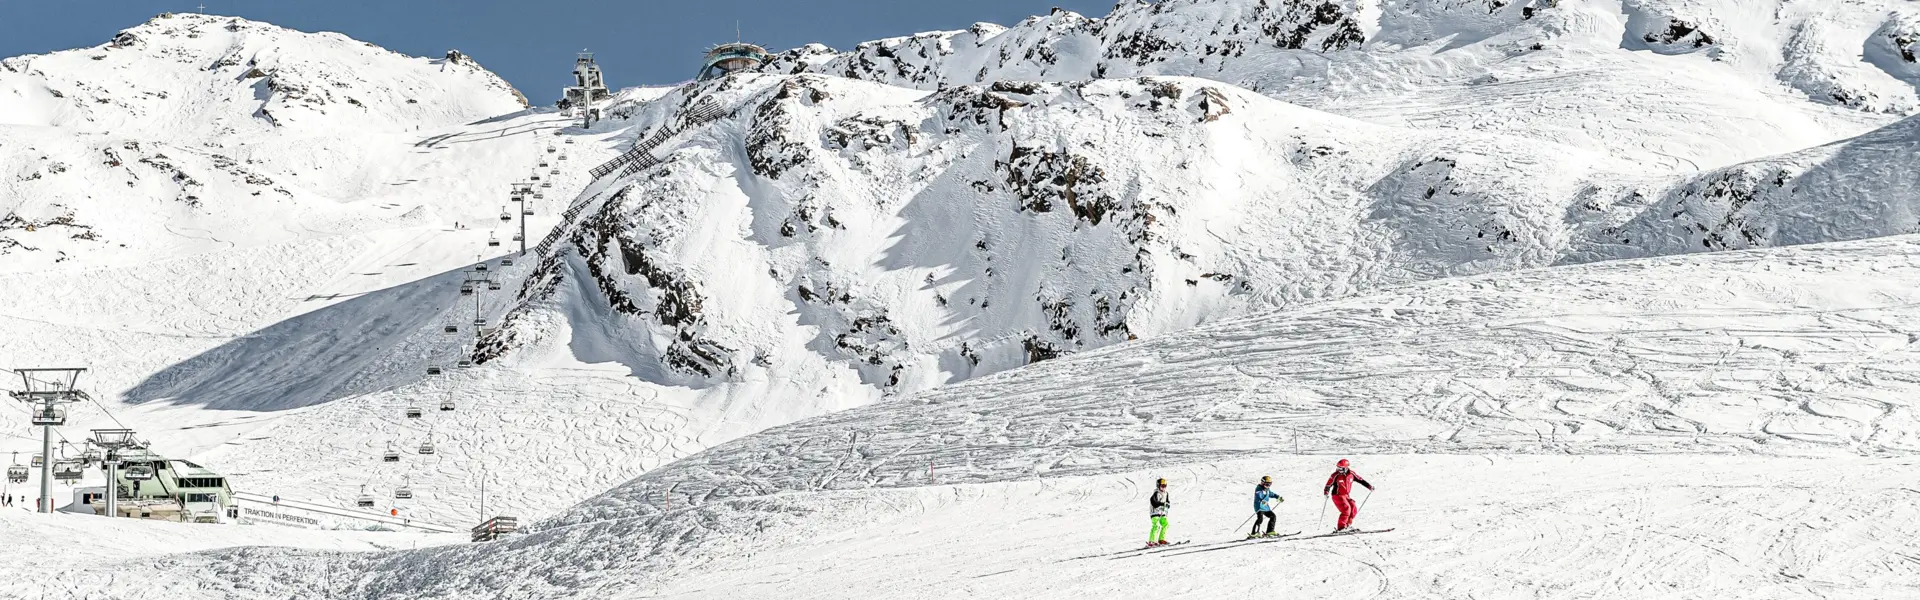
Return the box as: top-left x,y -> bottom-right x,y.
3,1 -> 1920,598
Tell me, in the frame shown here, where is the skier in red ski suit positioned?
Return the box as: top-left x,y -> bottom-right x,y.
1323,459 -> 1374,532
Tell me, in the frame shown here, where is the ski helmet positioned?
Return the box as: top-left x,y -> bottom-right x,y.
1156,478 -> 1167,487
1336,459 -> 1350,468
1260,475 -> 1272,484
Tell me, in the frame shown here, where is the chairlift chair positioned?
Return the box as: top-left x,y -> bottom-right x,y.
550,168 -> 560,175
51,459 -> 84,481
539,160 -> 549,167
460,283 -> 475,296
534,192 -> 545,199
502,258 -> 515,266
383,449 -> 400,463
541,181 -> 553,188
511,233 -> 523,242
81,448 -> 102,465
443,324 -> 458,333
395,486 -> 414,500
457,358 -> 474,369
565,138 -> 575,144
474,317 -> 489,327
31,454 -> 43,468
499,209 -> 512,222
440,398 -> 456,411
426,366 -> 443,376
418,442 -> 435,455
531,174 -> 541,181
405,407 -> 423,419
123,464 -> 156,480
356,494 -> 376,508
29,405 -> 66,426
487,235 -> 501,248
488,281 -> 502,290
546,146 -> 556,153
477,263 -> 490,273
523,207 -> 534,215
6,464 -> 25,484
559,153 -> 569,160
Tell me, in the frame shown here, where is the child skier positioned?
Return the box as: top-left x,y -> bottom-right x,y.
1147,478 -> 1171,547
1249,476 -> 1283,539
1323,459 -> 1375,532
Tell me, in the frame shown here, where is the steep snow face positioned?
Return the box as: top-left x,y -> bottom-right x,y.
495,73 -> 1641,397
766,0 -> 1911,169
1575,114 -> 1920,259
0,13 -> 537,271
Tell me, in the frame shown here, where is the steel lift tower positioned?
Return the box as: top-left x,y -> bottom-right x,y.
11,368 -> 87,513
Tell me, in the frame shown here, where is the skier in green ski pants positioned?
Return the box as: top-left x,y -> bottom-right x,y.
1147,478 -> 1171,547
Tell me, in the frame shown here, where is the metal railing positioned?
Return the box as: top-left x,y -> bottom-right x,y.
533,100 -> 732,258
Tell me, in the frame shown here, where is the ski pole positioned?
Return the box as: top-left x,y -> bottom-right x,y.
1234,512 -> 1254,535
1359,488 -> 1373,513
1318,495 -> 1328,527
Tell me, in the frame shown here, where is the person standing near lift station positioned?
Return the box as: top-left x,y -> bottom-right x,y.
1323,459 -> 1374,533
1146,478 -> 1171,548
1249,476 -> 1284,539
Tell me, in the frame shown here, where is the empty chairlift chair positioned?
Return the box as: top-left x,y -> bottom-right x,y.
29,405 -> 65,426
522,206 -> 533,215
395,485 -> 414,500
488,281 -> 502,290
550,168 -> 560,175
405,406 -> 422,419
457,357 -> 474,369
566,138 -> 575,144
541,181 -> 553,188
383,448 -> 400,463
531,174 -> 541,181
487,234 -> 501,248
31,454 -> 43,468
511,233 -> 523,242
357,494 -> 376,508
123,464 -> 156,480
533,192 -> 544,199
474,317 -> 489,327
444,324 -> 458,334
426,365 -> 443,376
418,441 -> 435,455
546,145 -> 556,154
502,258 -> 515,266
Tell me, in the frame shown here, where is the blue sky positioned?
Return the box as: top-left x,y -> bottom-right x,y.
0,0 -> 1115,103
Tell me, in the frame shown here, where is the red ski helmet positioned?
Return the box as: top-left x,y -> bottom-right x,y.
1336,459 -> 1350,468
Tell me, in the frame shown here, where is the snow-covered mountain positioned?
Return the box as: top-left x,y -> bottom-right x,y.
5,1 -> 1920,597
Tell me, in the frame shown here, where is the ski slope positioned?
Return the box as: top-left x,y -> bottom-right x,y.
6,232 -> 1920,599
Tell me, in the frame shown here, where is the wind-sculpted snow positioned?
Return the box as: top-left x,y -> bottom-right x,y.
766,0 -> 1911,168
1578,115 -> 1920,259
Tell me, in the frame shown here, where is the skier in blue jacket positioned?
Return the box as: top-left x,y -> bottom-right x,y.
1249,476 -> 1284,539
